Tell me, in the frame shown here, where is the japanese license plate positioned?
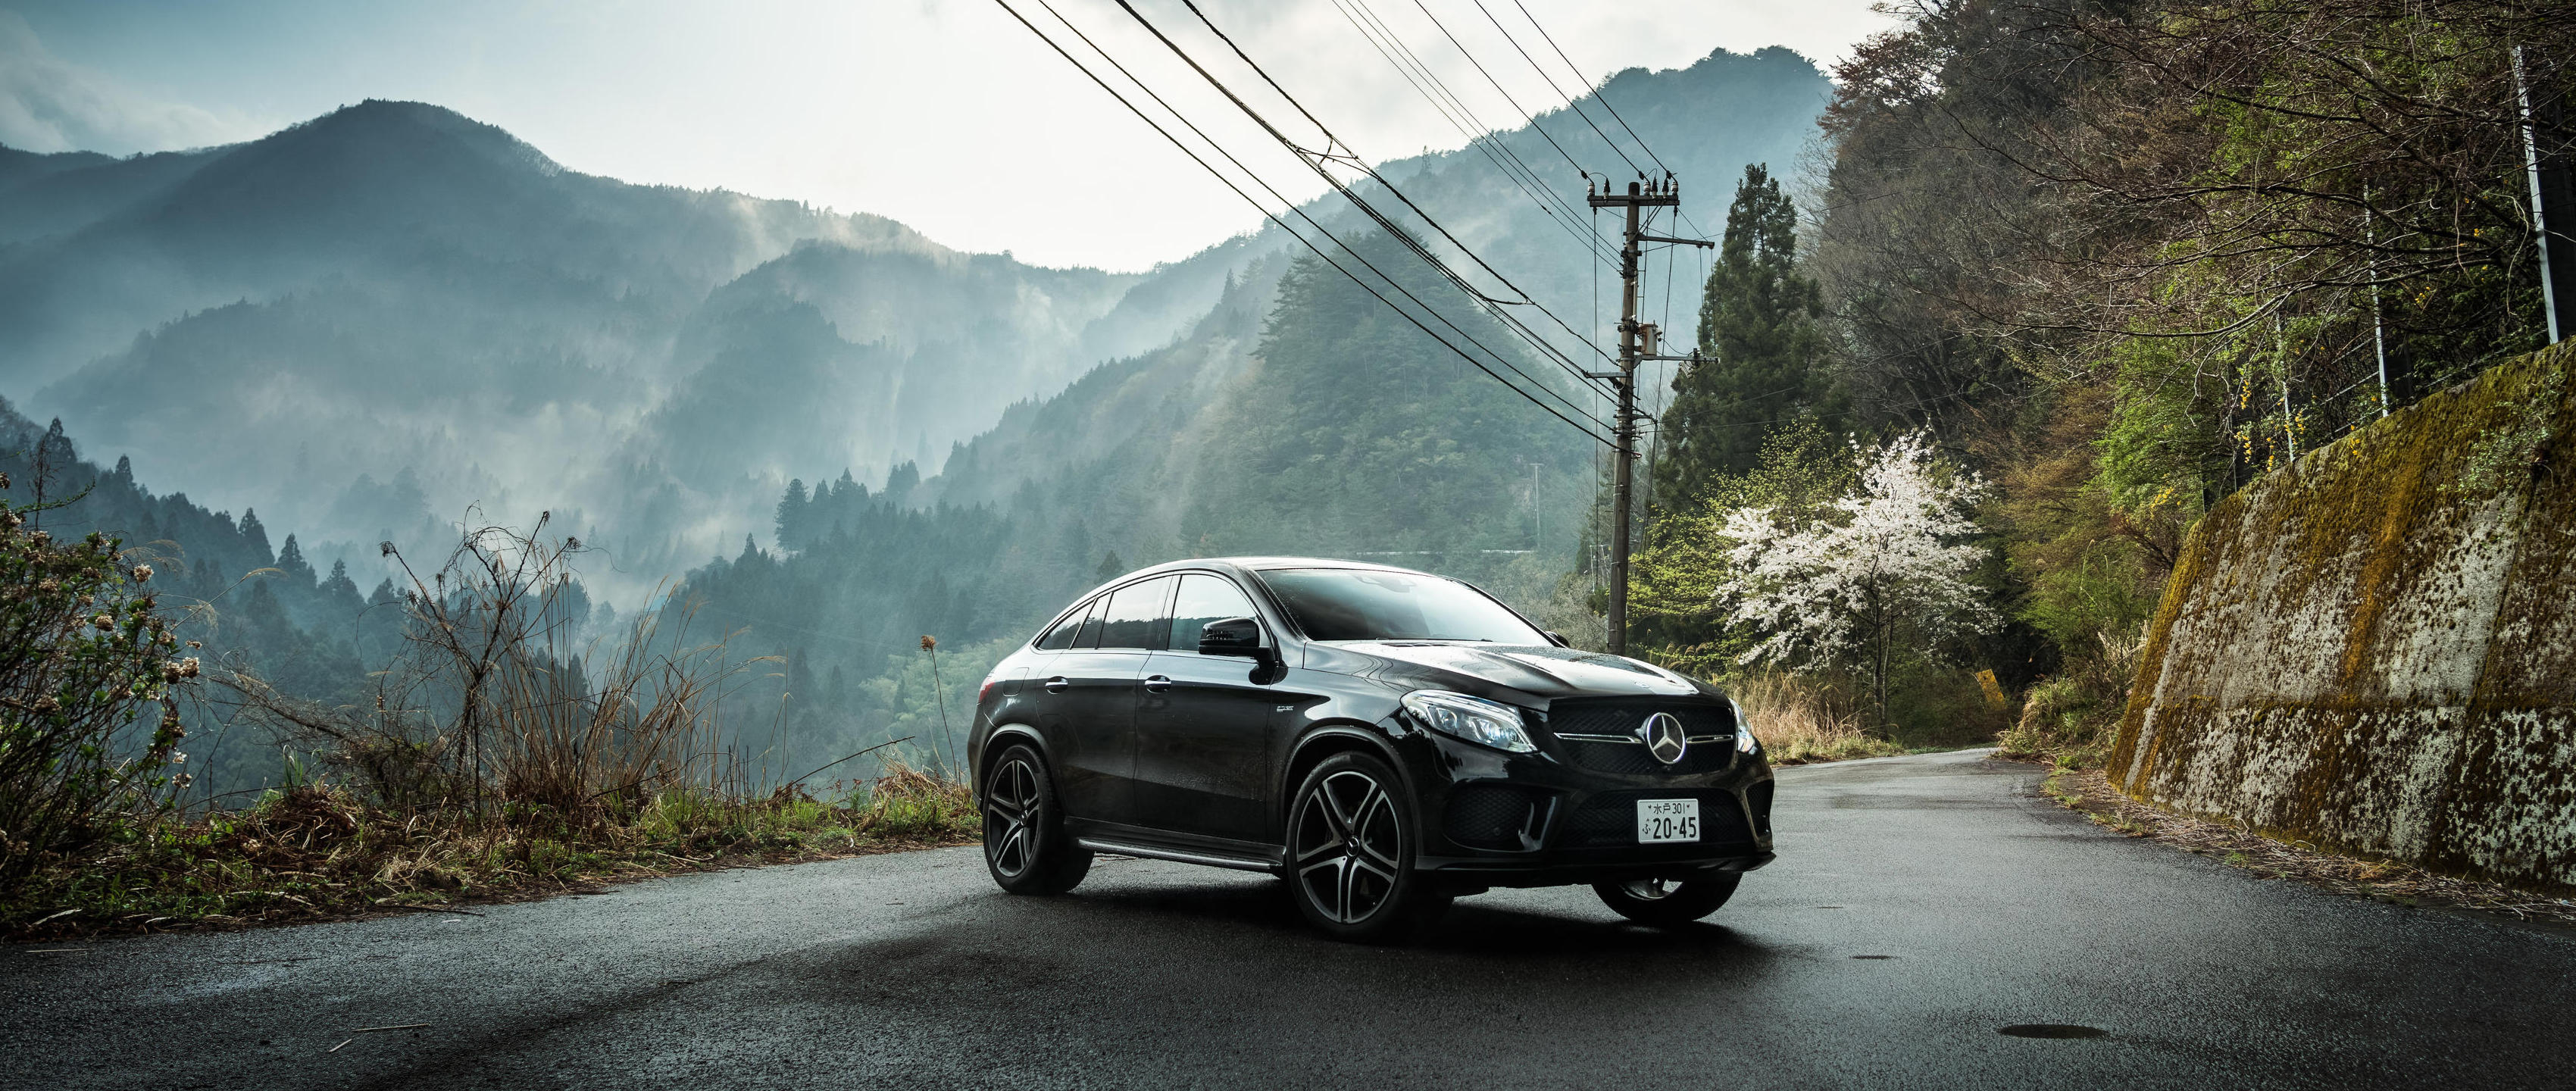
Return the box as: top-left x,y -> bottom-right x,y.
1637,799 -> 1700,843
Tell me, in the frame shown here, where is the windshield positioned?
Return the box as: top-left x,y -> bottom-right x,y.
1257,568 -> 1549,644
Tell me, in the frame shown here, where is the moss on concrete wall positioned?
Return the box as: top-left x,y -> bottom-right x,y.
2109,341 -> 2576,891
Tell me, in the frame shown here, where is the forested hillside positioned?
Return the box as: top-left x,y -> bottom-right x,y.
0,102 -> 1195,591
1628,0 -> 2570,756
0,49 -> 1827,601
667,235 -> 1599,777
0,46 -> 1834,786
0,400 -> 455,805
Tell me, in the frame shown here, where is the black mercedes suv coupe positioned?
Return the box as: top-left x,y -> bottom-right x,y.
967,557 -> 1774,941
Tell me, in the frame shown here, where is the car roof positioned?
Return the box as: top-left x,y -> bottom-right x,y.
1124,555 -> 1437,579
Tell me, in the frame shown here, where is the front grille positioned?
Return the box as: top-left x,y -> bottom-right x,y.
1559,789 -> 1756,848
1444,785 -> 1542,850
1542,698 -> 1736,775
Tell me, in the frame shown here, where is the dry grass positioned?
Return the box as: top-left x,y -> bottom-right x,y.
1,762 -> 979,942
1,521 -> 994,943
1727,669 -> 1906,764
2041,766 -> 2576,925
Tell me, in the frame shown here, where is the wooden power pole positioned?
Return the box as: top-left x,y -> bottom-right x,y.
1587,177 -> 1704,655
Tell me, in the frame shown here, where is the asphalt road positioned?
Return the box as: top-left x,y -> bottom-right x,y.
8,749 -> 2574,1089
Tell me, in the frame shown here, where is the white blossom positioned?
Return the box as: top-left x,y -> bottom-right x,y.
1716,430 -> 1997,674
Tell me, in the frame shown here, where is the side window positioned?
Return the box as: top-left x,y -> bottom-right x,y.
1096,576 -> 1177,650
1170,573 -> 1260,652
1071,596 -> 1109,649
1034,597 -> 1096,650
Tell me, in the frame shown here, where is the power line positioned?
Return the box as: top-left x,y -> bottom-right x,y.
1402,0 -> 1588,178
1323,0 -> 1613,271
1468,0 -> 1643,179
1507,0 -> 1667,176
1500,0 -> 1711,243
1145,0 -> 1621,395
1124,1 -> 1616,419
1049,2 -> 1609,428
995,0 -> 1614,447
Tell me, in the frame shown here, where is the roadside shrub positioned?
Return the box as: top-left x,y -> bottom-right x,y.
0,495 -> 196,886
220,517 -> 741,825
1998,628 -> 2143,768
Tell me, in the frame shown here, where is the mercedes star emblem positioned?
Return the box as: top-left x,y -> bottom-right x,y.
1640,711 -> 1687,764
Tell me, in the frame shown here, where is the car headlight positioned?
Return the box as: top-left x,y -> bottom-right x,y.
1730,698 -> 1760,754
1401,689 -> 1537,753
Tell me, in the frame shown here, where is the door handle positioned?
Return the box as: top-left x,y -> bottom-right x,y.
1143,675 -> 1172,692
1044,677 -> 1070,692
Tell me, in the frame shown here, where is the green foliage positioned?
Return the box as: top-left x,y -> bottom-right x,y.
1180,239 -> 1591,558
1656,164 -> 1836,502
1631,420 -> 1858,661
0,499 -> 196,886
1999,628 -> 2146,770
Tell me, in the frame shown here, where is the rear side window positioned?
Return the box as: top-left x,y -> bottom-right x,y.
1096,576 -> 1177,649
1169,573 -> 1259,651
1034,596 -> 1097,650
1071,596 -> 1109,649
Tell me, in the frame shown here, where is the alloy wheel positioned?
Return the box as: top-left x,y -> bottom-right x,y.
1291,768 -> 1403,924
984,755 -> 1042,878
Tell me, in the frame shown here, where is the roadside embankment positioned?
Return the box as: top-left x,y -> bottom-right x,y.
2109,341 -> 2575,891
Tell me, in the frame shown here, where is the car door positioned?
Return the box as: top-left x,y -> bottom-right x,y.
1039,576 -> 1173,827
1133,572 -> 1280,842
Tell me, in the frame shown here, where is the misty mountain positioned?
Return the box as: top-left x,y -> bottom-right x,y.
0,101 -> 1206,587
0,47 -> 1829,606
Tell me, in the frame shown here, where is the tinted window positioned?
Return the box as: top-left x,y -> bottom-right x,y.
1035,597 -> 1095,650
1258,568 -> 1548,643
1170,573 -> 1261,651
1070,596 -> 1109,649
1096,577 -> 1176,650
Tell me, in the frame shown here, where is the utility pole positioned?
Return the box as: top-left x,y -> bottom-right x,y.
2515,45 -> 2574,342
1587,176 -> 1705,655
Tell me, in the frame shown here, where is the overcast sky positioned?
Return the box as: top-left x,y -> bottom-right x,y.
2,0 -> 1896,270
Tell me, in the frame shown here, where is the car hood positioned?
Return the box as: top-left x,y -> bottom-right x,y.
1311,641 -> 1712,703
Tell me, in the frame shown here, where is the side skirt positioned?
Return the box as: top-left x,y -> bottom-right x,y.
1074,836 -> 1283,874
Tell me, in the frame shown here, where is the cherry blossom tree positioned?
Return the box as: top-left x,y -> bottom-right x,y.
1716,430 -> 1995,727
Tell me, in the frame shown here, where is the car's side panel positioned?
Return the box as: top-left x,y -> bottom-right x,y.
1030,647 -> 1146,824
1133,650 -> 1280,841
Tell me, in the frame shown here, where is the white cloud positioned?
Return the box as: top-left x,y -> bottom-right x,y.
0,11 -> 249,154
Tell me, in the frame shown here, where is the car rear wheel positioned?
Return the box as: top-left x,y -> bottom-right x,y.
1286,752 -> 1448,943
1593,874 -> 1739,926
982,743 -> 1092,895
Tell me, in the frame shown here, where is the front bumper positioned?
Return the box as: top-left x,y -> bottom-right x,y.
1389,719 -> 1776,888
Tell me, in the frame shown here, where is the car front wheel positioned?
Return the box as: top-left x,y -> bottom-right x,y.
1593,874 -> 1739,926
1286,751 -> 1448,943
982,742 -> 1093,895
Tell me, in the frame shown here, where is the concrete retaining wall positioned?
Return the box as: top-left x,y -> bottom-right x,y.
2109,342 -> 2576,890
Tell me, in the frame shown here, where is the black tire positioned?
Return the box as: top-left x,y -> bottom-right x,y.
1593,874 -> 1740,926
1285,751 -> 1449,943
981,742 -> 1093,895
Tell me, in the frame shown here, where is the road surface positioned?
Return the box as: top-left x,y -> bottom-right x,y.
8,749 -> 2572,1089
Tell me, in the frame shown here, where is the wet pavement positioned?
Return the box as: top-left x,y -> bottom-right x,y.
8,749 -> 2571,1089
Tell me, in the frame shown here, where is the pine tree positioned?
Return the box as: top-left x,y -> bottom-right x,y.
1095,550 -> 1126,583
1655,163 -> 1834,506
238,508 -> 276,567
321,558 -> 360,601
276,533 -> 316,586
776,478 -> 810,551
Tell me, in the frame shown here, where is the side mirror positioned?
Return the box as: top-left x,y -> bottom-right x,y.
1198,616 -> 1281,668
